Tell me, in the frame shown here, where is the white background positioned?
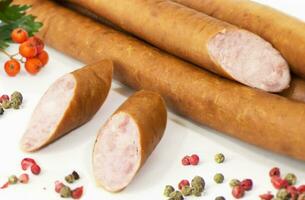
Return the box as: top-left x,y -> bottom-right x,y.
0,1 -> 305,199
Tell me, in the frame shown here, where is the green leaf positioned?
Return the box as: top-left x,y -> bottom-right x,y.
0,0 -> 43,50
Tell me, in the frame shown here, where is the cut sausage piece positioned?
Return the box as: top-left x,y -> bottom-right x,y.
93,90 -> 167,192
61,0 -> 290,92
172,0 -> 305,79
21,60 -> 113,152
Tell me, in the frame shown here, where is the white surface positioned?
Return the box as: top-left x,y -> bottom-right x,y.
1,1 -> 305,199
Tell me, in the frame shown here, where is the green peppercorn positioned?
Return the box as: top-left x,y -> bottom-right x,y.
11,99 -> 20,109
164,185 -> 175,197
72,171 -> 80,180
191,186 -> 202,197
8,175 -> 18,184
214,173 -> 224,184
192,182 -> 204,192
65,174 -> 75,184
11,91 -> 23,103
181,186 -> 192,196
284,173 -> 297,185
191,176 -> 205,189
229,179 -> 241,188
214,153 -> 225,164
2,100 -> 11,109
60,186 -> 72,198
0,107 -> 4,115
276,189 -> 291,200
215,196 -> 225,200
169,191 -> 184,200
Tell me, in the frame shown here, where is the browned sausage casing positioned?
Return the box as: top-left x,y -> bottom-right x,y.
21,60 -> 113,152
172,0 -> 305,79
15,0 -> 305,161
93,90 -> 167,192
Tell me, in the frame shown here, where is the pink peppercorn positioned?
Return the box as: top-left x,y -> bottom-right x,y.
271,176 -> 288,189
181,156 -> 190,166
55,181 -> 65,193
298,185 -> 305,193
232,185 -> 245,199
72,186 -> 84,199
259,193 -> 274,200
19,173 -> 29,184
241,179 -> 253,191
0,95 -> 9,103
178,179 -> 190,190
31,164 -> 41,175
269,167 -> 280,177
189,154 -> 200,165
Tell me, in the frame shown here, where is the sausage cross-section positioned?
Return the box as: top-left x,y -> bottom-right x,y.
93,90 -> 167,192
21,60 -> 113,152
62,0 -> 290,92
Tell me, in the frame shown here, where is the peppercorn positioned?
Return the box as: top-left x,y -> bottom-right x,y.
169,191 -> 184,200
276,189 -> 291,200
284,173 -> 297,185
2,100 -> 11,109
11,91 -> 23,103
72,171 -> 80,180
65,174 -> 75,184
214,173 -> 224,184
60,186 -> 72,198
164,185 -> 175,197
215,196 -> 225,200
229,179 -> 241,188
192,182 -> 204,192
191,176 -> 205,188
214,153 -> 225,163
191,185 -> 202,197
8,175 -> 18,184
0,107 -> 4,115
181,186 -> 192,196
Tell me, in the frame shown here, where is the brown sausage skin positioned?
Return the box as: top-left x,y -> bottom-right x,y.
93,90 -> 167,192
281,76 -> 305,103
172,0 -> 305,79
21,60 -> 113,152
15,0 -> 305,161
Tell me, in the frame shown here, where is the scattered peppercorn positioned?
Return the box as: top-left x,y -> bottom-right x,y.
60,186 -> 72,198
214,153 -> 225,164
298,185 -> 305,193
31,164 -> 41,175
259,192 -> 274,200
287,186 -> 298,199
169,191 -> 184,200
11,99 -> 20,109
164,185 -> 175,197
191,186 -> 202,197
72,171 -> 80,180
19,173 -> 29,184
0,107 -> 4,115
215,196 -> 225,200
269,167 -> 281,177
271,176 -> 289,189
232,185 -> 245,199
71,186 -> 83,199
181,156 -> 191,166
181,186 -> 192,196
229,179 -> 241,188
284,173 -> 297,185
65,175 -> 75,184
178,179 -> 190,190
189,154 -> 200,165
241,179 -> 253,191
191,176 -> 205,190
214,173 -> 224,184
8,175 -> 18,184
0,94 -> 9,103
276,188 -> 291,200
11,91 -> 23,103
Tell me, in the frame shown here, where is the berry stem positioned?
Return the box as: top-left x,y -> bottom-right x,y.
0,49 -> 24,63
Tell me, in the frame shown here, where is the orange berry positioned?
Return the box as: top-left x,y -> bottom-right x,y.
28,36 -> 44,54
19,41 -> 38,58
11,28 -> 28,43
4,59 -> 21,77
25,58 -> 42,75
37,50 -> 49,66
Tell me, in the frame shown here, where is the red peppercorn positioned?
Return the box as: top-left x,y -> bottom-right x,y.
72,186 -> 84,199
21,158 -> 36,170
298,185 -> 305,193
0,182 -> 9,189
241,179 -> 253,191
55,181 -> 65,193
31,164 -> 41,175
269,167 -> 280,177
189,154 -> 200,165
232,185 -> 245,199
181,156 -> 191,166
178,179 -> 190,190
259,193 -> 274,200
19,173 -> 29,184
271,176 -> 288,189
0,94 -> 9,103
